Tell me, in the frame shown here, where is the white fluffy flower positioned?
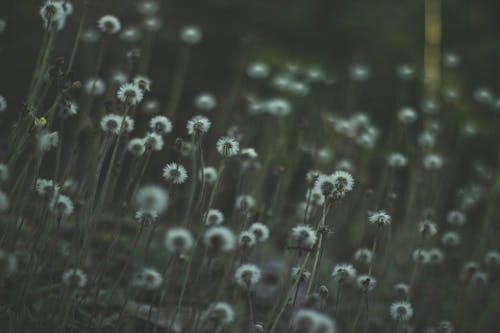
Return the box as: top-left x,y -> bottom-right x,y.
332,263 -> 357,283
165,227 -> 194,254
204,209 -> 224,227
291,225 -> 317,249
238,231 -> 256,248
216,137 -> 240,157
117,83 -> 144,106
398,106 -> 417,124
150,116 -> 172,135
246,62 -> 270,79
387,153 -> 408,168
97,15 -> 121,34
84,78 -> 106,96
292,309 -> 336,333
133,75 -> 152,92
179,24 -> 202,44
248,222 -> 269,242
133,268 -> 163,289
235,194 -> 256,211
368,210 -> 391,227
199,166 -> 218,184
418,219 -> 438,238
194,93 -> 217,111
446,210 -> 465,226
51,194 -> 74,216
186,115 -> 211,136
100,114 -> 122,134
441,231 -> 461,246
62,268 -> 87,288
134,185 -> 169,214
203,302 -> 235,325
40,1 -> 67,31
204,226 -> 236,253
143,132 -> 164,151
423,153 -> 444,170
127,138 -> 146,157
390,301 -> 414,321
354,248 -> 374,264
162,163 -> 188,184
59,100 -> 78,117
357,274 -> 377,292
234,264 -> 261,289
36,131 -> 59,153
135,209 -> 158,226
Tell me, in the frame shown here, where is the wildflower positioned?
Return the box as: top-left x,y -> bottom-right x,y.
308,188 -> 325,207
133,268 -> 163,289
117,83 -> 144,106
357,274 -> 377,292
292,309 -> 336,333
127,138 -> 146,157
202,302 -> 235,326
199,166 -> 218,184
398,107 -> 417,124
0,95 -> 6,113
331,263 -> 357,283
235,194 -> 256,211
133,75 -> 152,92
59,100 -> 78,117
36,131 -> 58,153
143,132 -> 164,151
35,178 -> 59,198
40,1 -> 66,31
162,163 -> 188,184
240,147 -> 258,160
204,209 -> 224,227
470,271 -> 488,287
97,15 -> 121,34
418,220 -> 438,238
484,250 -> 500,266
204,226 -> 236,253
368,210 -> 391,227
51,194 -> 74,216
84,78 -> 106,96
216,136 -> 240,157
446,210 -> 465,226
291,225 -> 317,249
62,268 -> 87,288
354,248 -> 373,264
194,93 -> 217,111
0,191 -> 9,212
179,24 -> 202,44
314,174 -> 336,198
238,231 -> 256,248
292,267 -> 311,281
142,98 -> 160,114
331,170 -> 354,193
100,114 -> 123,135
135,209 -> 158,226
421,98 -> 440,114
137,0 -> 160,16
234,264 -> 261,289
134,185 -> 169,214
246,62 -> 270,79
412,248 -> 430,264
387,153 -> 408,168
147,116 -> 172,137
418,132 -> 436,149
394,283 -> 409,297
265,98 -> 292,117
460,261 -> 479,282
389,301 -> 413,321
165,227 -> 194,254
441,231 -> 461,247
349,63 -> 371,81
248,222 -> 269,242
428,248 -> 445,264
186,115 -> 211,137
436,320 -> 454,333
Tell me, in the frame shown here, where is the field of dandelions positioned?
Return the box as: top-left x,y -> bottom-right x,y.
1,1 -> 500,332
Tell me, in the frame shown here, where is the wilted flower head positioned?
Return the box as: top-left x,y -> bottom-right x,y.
117,83 -> 144,105
133,268 -> 163,289
234,263 -> 261,289
180,24 -> 202,44
331,263 -> 357,283
97,15 -> 121,34
62,268 -> 87,288
368,210 -> 391,227
134,185 -> 169,214
248,222 -> 269,242
162,162 -> 188,184
291,225 -> 317,249
292,309 -> 336,333
204,226 -> 236,253
187,115 -> 211,137
390,301 -> 414,321
204,209 -> 224,227
165,228 -> 194,254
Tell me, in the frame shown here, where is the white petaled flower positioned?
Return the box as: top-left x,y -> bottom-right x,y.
97,15 -> 121,34
162,163 -> 188,184
418,132 -> 436,149
134,185 -> 169,214
390,301 -> 414,321
59,100 -> 78,117
234,264 -> 261,289
235,194 -> 256,211
143,132 -> 164,151
423,154 -> 444,170
291,267 -> 311,281
135,209 -> 158,226
40,1 -> 66,31
291,225 -> 317,249
62,268 -> 87,288
331,170 -> 354,193
51,194 -> 74,216
388,153 -> 408,168
314,174 -> 336,198
394,283 -> 409,296
100,114 -> 123,135
133,75 -> 152,92
35,178 -> 59,198
36,131 -> 59,153
216,137 -> 240,157
368,210 -> 391,227
195,93 -> 217,111
0,163 -> 9,182
292,309 -> 336,333
246,62 -> 270,79
332,263 -> 357,283
150,116 -> 172,135
180,24 -> 202,44
204,226 -> 236,253
133,268 -> 163,290
186,115 -> 211,136
248,222 -> 269,242
238,231 -> 256,248
354,248 -> 373,264
484,250 -> 500,266
357,274 -> 377,292
308,187 -> 325,207
165,228 -> 194,254
441,231 -> 461,246
0,191 -> 9,212
203,302 -> 235,325
117,83 -> 144,106
412,248 -> 430,264
240,148 -> 258,160
204,209 -> 224,227
84,78 -> 106,96
123,116 -> 135,133
398,106 -> 418,124
127,138 -> 146,157
428,248 -> 445,264
199,167 -> 218,184
446,210 -> 465,226
265,98 -> 292,117
0,95 -> 7,113
418,219 -> 438,238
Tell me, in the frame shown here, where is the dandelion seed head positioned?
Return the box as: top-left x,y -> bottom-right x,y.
199,166 -> 218,184
291,267 -> 311,281
134,209 -> 158,226
133,268 -> 163,289
187,115 -> 211,136
51,194 -> 74,216
162,163 -> 188,184
40,1 -> 66,31
265,98 -> 292,117
143,16 -> 162,32
441,231 -> 461,247
419,219 -> 438,238
394,283 -> 409,297
357,274 -> 377,292
460,261 -> 479,282
234,263 -> 261,289
195,93 -> 217,111
247,62 -> 270,79
396,63 -> 416,80
428,248 -> 445,264
133,75 -> 152,92
100,114 -> 122,135
238,230 -> 256,248
349,63 -> 371,81
446,210 -> 465,226
291,225 -> 317,249
127,138 -> 146,157
119,26 -> 142,43
203,302 -> 235,325
423,153 -> 444,170
398,106 -> 418,124
470,271 -> 488,288
137,0 -> 160,16
84,78 -> 106,96
134,185 -> 169,214
98,15 -> 121,34
388,153 -> 408,168
180,24 -> 202,44
117,83 -> 144,105
443,51 -> 460,68
292,309 -> 336,333
249,222 -> 269,242
62,268 -> 87,288
204,209 -> 224,227
142,98 -> 160,114
390,301 -> 414,321
484,250 -> 500,266
216,136 -> 240,157
331,170 -> 354,193
59,100 -> 78,117
354,248 -> 373,264
204,226 -> 236,253
332,263 -> 357,283
436,320 -> 454,333
240,147 -> 258,160
165,227 -> 194,254
235,194 -> 256,211
368,210 -> 391,227
418,132 -> 436,149
412,248 -> 430,264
